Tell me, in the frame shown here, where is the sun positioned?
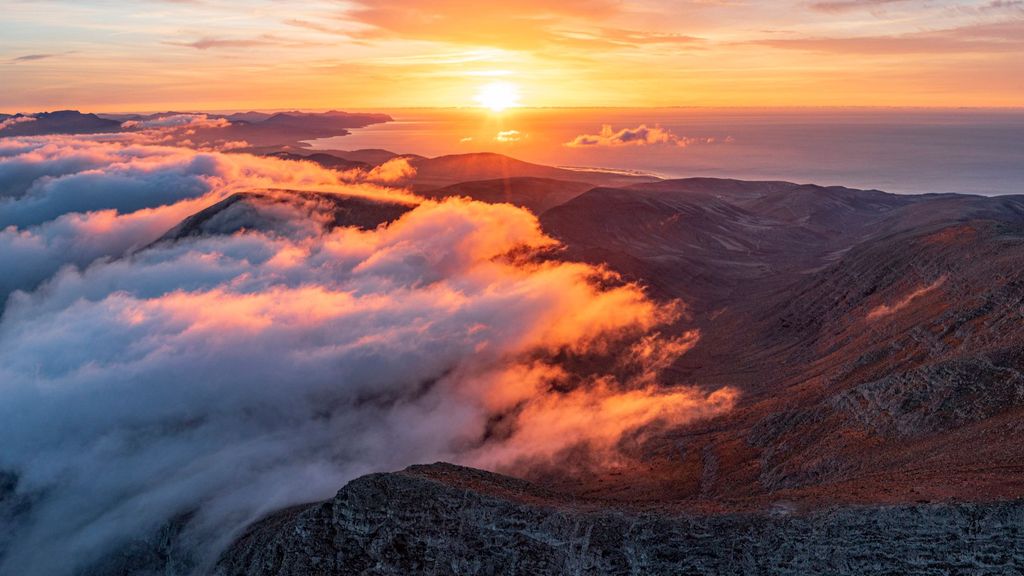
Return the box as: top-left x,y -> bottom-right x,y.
474,81 -> 521,112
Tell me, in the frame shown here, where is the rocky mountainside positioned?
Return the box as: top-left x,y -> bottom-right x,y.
528,179 -> 1024,506
215,463 -> 1024,576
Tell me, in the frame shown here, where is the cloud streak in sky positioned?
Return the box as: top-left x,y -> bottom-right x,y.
0,134 -> 734,575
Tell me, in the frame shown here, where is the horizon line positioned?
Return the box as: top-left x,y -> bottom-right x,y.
4,104 -> 1024,116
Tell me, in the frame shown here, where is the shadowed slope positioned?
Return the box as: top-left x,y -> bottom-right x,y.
403,153 -> 658,190
422,177 -> 593,214
0,111 -> 121,136
214,463 -> 1024,576
537,178 -> 1024,509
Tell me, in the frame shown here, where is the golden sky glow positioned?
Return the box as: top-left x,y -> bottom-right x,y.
1,0 -> 1023,111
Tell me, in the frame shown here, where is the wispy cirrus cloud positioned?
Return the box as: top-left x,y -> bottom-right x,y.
594,27 -> 704,47
8,51 -> 76,64
10,53 -> 57,62
754,20 -> 1024,54
809,0 -> 910,13
340,0 -> 620,48
165,34 -> 321,50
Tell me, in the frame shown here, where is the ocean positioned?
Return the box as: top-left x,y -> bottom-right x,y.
307,108 -> 1024,196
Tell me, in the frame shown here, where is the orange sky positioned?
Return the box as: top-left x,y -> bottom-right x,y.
1,0 -> 1022,111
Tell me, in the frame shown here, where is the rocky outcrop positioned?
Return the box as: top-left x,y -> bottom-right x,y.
214,463 -> 1024,576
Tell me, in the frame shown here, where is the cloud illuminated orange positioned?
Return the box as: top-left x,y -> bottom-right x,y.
0,131 -> 737,573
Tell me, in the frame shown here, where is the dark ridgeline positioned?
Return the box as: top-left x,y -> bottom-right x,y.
0,110 -> 122,136
0,109 -> 394,146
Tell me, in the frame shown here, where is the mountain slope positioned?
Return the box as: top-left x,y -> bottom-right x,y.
214,463 -> 1024,576
421,177 -> 593,214
536,179 -> 1024,509
402,153 -> 658,190
0,110 -> 121,136
64,174 -> 1024,575
263,151 -> 370,172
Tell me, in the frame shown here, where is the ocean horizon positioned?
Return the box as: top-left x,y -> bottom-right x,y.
307,107 -> 1024,196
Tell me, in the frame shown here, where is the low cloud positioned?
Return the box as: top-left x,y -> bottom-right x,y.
495,129 -> 524,143
0,116 -> 36,131
0,135 -> 417,300
0,135 -> 734,575
121,113 -> 230,130
360,156 -> 416,183
565,124 -> 726,148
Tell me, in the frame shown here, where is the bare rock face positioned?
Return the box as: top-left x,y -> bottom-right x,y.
831,355 -> 1024,439
214,463 -> 1024,576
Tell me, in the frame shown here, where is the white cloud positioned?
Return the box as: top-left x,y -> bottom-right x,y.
120,113 -> 230,130
0,135 -> 735,575
0,115 -> 36,131
495,129 -> 524,143
565,124 -> 727,148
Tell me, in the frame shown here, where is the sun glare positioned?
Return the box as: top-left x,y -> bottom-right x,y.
474,81 -> 521,112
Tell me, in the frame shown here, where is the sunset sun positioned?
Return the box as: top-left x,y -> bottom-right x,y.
474,81 -> 521,112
